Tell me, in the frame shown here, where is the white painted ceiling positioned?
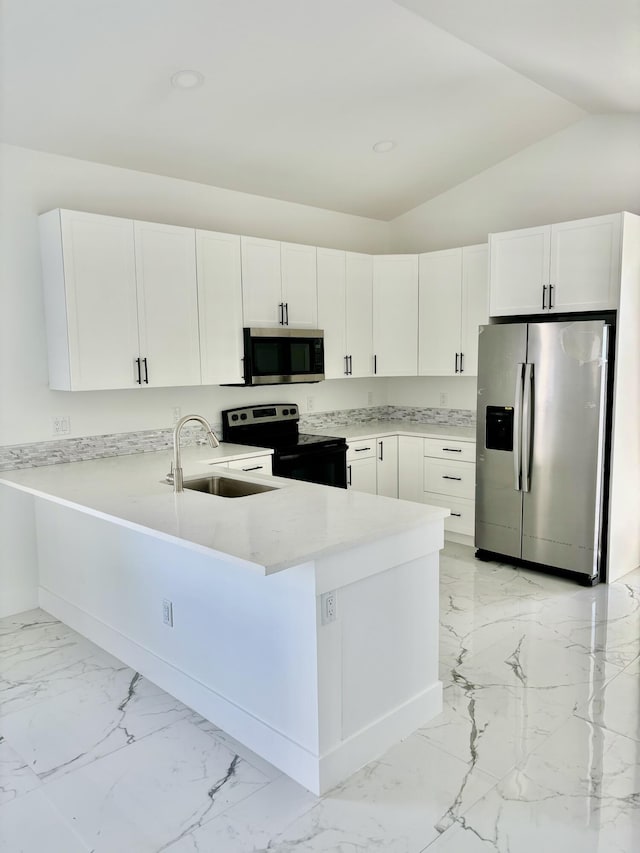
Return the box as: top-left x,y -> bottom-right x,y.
0,0 -> 637,219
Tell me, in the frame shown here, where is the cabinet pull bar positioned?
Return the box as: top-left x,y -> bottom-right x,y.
354,447 -> 371,452
142,357 -> 149,384
542,285 -> 547,310
344,355 -> 349,376
451,512 -> 462,517
549,284 -> 554,309
278,302 -> 284,325
135,357 -> 142,384
242,465 -> 263,471
348,464 -> 352,486
455,352 -> 459,373
373,354 -> 377,374
460,352 -> 464,373
442,447 -> 462,452
284,302 -> 289,325
442,475 -> 462,481
349,355 -> 353,375
379,441 -> 383,462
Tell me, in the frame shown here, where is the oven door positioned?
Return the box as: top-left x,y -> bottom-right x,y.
244,328 -> 324,385
274,444 -> 347,488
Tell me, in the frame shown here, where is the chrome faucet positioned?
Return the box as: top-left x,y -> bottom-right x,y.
167,414 -> 220,493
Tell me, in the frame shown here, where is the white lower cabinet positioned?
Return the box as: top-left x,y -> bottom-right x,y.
376,436 -> 398,498
423,439 -> 475,537
347,439 -> 377,494
398,436 -> 424,503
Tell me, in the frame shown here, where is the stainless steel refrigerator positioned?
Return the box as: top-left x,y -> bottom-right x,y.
475,320 -> 610,583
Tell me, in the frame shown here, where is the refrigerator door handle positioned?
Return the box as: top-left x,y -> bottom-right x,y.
513,363 -> 524,491
522,363 -> 534,492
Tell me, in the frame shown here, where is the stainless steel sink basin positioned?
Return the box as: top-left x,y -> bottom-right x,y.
181,475 -> 277,498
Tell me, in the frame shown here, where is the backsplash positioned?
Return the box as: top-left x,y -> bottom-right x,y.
0,407 -> 474,471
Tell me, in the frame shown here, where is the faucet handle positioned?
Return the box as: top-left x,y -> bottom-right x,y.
166,461 -> 175,484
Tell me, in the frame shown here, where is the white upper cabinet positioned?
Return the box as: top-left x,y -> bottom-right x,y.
134,221 -> 201,387
372,254 -> 418,377
489,214 -> 622,316
418,244 -> 487,377
39,209 -> 140,391
240,236 -> 283,327
550,215 -> 622,312
241,237 -> 318,328
196,230 -> 244,385
40,211 -> 201,390
317,248 -> 347,379
460,244 -> 489,376
280,242 -> 318,328
345,252 -> 373,378
418,248 -> 462,376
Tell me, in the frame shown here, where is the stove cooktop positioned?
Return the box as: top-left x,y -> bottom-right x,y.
221,404 -> 346,455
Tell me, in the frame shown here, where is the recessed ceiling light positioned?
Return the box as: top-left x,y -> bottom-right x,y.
170,70 -> 205,90
372,140 -> 397,153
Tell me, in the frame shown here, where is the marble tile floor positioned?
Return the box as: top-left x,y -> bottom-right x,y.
2,543 -> 640,852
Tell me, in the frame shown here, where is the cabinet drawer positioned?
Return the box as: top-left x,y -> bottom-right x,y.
423,492 -> 475,536
347,438 -> 376,461
424,458 -> 475,499
423,438 -> 475,462
227,455 -> 273,474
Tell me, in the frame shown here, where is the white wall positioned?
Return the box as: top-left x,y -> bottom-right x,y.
388,115 -> 640,253
0,144 -> 389,447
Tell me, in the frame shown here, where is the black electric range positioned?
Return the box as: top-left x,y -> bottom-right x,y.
221,404 -> 347,489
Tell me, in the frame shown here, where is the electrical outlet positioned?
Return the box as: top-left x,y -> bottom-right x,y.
162,599 -> 174,627
439,392 -> 448,407
52,415 -> 70,435
306,395 -> 315,412
321,590 -> 337,625
173,407 -> 181,425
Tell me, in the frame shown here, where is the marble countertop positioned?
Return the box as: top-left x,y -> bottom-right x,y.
312,420 -> 476,443
0,442 -> 446,576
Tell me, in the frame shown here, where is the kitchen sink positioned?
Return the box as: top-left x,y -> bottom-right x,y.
181,475 -> 277,498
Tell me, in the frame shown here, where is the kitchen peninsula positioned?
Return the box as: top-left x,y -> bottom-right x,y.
0,444 -> 446,795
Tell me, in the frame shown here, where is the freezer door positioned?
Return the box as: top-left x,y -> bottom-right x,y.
475,323 -> 528,557
522,321 -> 608,577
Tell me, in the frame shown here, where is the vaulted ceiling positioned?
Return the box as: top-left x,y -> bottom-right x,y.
1,0 -> 637,219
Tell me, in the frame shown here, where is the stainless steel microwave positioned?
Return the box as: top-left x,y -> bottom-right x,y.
242,328 -> 325,385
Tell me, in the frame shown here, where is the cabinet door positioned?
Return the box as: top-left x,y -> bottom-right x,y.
196,230 -> 244,385
397,435 -> 424,503
489,226 -> 550,316
460,244 -> 489,376
43,210 -> 140,390
345,252 -> 373,377
372,255 -> 419,376
241,236 -> 282,327
376,436 -> 398,498
348,457 -> 377,494
281,242 -> 318,327
418,248 -> 462,376
317,248 -> 347,379
134,221 -> 201,387
550,214 -> 621,312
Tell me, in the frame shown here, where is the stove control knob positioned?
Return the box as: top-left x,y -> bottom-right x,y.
282,408 -> 289,415
231,414 -> 239,421
240,413 -> 248,420
290,407 -> 297,414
